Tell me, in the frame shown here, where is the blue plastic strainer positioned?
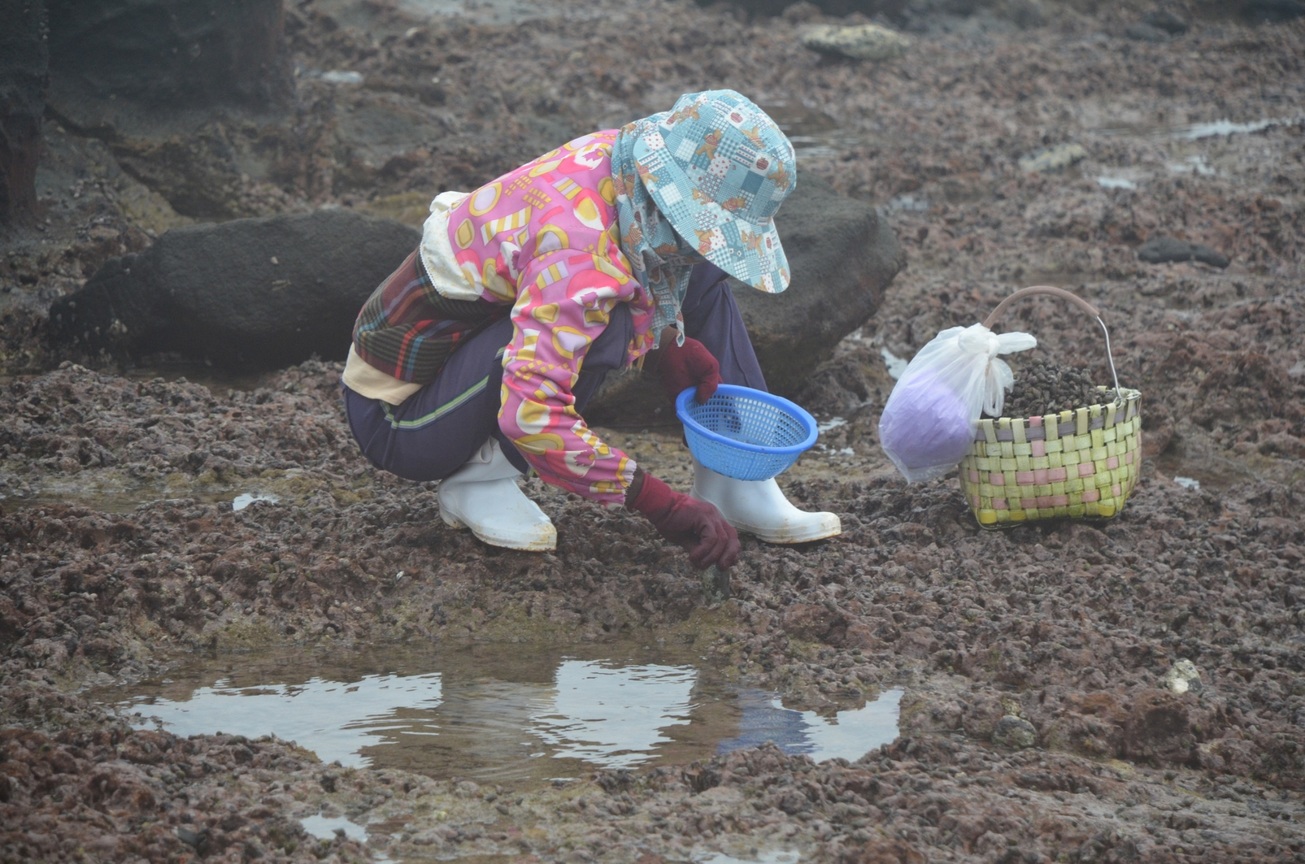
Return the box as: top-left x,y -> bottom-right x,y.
676,385 -> 819,481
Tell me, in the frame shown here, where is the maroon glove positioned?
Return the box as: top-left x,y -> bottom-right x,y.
654,335 -> 722,405
627,471 -> 740,570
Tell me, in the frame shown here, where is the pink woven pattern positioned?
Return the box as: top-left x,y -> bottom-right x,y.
959,388 -> 1141,528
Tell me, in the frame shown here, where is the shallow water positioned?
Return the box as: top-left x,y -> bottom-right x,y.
1094,115 -> 1300,141
395,0 -> 602,25
11,483 -> 287,515
99,642 -> 902,788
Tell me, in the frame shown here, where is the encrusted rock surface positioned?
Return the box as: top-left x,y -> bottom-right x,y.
2,1 -> 1303,862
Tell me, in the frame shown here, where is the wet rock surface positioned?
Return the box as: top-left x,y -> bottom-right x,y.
45,0 -> 294,115
45,210 -> 421,370
1138,234 -> 1232,268
2,1 -> 1304,862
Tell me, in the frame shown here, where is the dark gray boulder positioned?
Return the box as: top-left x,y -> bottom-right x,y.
46,209 -> 420,370
734,175 -> 904,395
47,179 -> 902,405
36,0 -> 297,222
1137,235 -> 1230,269
0,0 -> 48,225
46,0 -> 293,112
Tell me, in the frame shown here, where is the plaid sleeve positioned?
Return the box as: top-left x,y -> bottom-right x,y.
352,247 -> 501,383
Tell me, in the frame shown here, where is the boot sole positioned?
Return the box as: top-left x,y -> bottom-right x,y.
439,509 -> 557,552
690,488 -> 842,544
731,518 -> 842,544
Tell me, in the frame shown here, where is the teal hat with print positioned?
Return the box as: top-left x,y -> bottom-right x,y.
631,89 -> 796,294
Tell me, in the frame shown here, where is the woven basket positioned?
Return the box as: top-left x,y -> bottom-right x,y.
958,286 -> 1142,528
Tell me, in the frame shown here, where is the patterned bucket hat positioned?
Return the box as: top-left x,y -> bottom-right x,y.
631,89 -> 796,294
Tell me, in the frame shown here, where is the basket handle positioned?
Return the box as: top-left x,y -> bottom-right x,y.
982,285 -> 1123,397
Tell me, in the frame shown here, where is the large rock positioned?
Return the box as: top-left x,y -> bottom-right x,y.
735,176 -> 903,394
0,0 -> 48,225
46,180 -> 902,402
46,0 -> 293,113
39,0 -> 298,221
45,210 -> 420,370
587,177 -> 904,423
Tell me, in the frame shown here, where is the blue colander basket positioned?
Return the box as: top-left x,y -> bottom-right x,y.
676,385 -> 819,481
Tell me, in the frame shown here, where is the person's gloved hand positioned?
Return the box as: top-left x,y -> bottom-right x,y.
627,470 -> 740,570
654,335 -> 722,405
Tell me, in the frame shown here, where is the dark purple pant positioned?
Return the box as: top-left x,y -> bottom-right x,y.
343,263 -> 767,482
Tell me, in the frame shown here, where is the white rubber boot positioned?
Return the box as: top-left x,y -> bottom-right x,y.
690,461 -> 841,544
437,439 -> 556,551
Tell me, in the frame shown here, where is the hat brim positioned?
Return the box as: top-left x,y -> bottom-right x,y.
633,135 -> 790,295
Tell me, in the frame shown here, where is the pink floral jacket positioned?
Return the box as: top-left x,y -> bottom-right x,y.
447,131 -> 658,505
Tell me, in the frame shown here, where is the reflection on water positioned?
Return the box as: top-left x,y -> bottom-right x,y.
1172,117 -> 1295,140
118,670 -> 445,768
532,660 -> 698,770
102,644 -> 901,787
301,813 -> 368,842
232,492 -> 279,511
721,688 -> 904,762
301,813 -> 399,863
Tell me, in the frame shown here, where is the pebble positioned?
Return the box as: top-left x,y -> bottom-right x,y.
992,715 -> 1038,750
1163,659 -> 1203,694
